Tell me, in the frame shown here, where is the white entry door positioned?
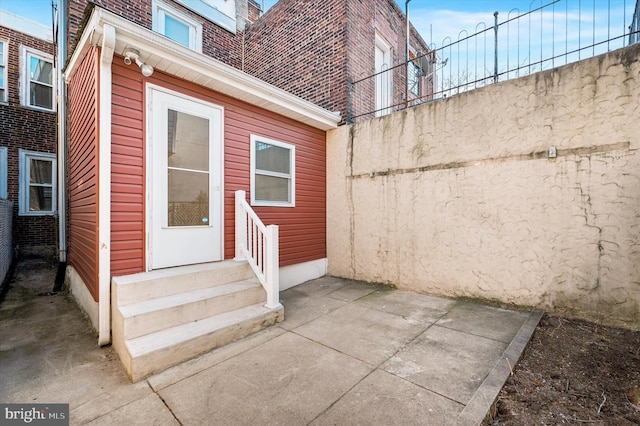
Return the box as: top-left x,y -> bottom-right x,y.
148,87 -> 223,269
375,33 -> 392,117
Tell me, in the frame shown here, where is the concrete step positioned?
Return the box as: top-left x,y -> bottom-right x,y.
121,303 -> 284,382
112,260 -> 254,306
116,278 -> 266,339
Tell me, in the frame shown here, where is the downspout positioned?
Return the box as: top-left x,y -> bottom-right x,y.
55,0 -> 67,288
98,23 -> 115,346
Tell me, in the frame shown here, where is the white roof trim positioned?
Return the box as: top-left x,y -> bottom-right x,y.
65,7 -> 340,131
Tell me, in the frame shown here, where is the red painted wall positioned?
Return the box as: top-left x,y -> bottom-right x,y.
67,47 -> 99,300
109,59 -> 326,276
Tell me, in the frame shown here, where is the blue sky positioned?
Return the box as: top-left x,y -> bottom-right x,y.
0,0 -> 56,27
1,0 -> 634,46
1,0 -> 634,65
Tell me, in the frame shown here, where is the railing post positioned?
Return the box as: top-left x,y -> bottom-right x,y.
494,11 -> 499,83
264,224 -> 280,309
234,190 -> 247,261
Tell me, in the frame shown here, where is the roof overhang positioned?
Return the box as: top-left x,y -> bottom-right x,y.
65,7 -> 341,131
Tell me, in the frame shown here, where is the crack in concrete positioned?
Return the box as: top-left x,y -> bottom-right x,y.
347,126 -> 357,276
349,141 -> 631,179
575,156 -> 604,294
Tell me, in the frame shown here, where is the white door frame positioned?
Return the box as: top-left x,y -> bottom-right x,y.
375,32 -> 393,117
145,83 -> 224,270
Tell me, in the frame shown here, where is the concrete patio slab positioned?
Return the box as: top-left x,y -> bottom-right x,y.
287,275 -> 348,298
382,324 -> 509,403
278,289 -> 347,330
0,267 -> 153,425
436,300 -> 531,343
294,303 -> 428,365
85,393 -> 178,426
1,258 -> 542,426
323,280 -> 380,302
158,332 -> 372,425
310,369 -> 464,425
356,289 -> 456,323
147,326 -> 287,392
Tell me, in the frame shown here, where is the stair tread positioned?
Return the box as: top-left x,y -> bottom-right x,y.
113,260 -> 250,286
119,278 -> 262,317
126,303 -> 281,358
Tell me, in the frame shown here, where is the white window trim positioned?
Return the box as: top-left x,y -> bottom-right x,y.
18,149 -> 57,216
250,135 -> 295,207
0,39 -> 7,103
375,32 -> 393,117
20,46 -> 56,112
152,0 -> 203,52
0,147 -> 7,199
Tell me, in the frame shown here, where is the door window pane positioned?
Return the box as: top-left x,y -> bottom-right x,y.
168,169 -> 209,227
167,110 -> 209,171
167,110 -> 210,227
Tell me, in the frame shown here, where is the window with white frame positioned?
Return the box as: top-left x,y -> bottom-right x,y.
20,46 -> 55,111
19,150 -> 56,215
250,136 -> 295,207
408,59 -> 421,98
152,0 -> 203,51
0,147 -> 7,199
0,40 -> 7,103
375,33 -> 393,117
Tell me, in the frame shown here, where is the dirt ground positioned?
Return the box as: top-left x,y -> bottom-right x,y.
485,314 -> 640,425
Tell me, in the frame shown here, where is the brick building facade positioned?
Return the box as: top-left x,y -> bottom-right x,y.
0,13 -> 58,256
242,0 -> 431,122
66,0 -> 263,69
65,0 -> 430,124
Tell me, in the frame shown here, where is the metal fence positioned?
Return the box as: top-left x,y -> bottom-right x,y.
0,199 -> 13,284
631,0 -> 640,44
348,0 -> 640,122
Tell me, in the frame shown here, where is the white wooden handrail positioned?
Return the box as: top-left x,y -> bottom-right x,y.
234,190 -> 280,309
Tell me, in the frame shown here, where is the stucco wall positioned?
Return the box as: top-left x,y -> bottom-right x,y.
327,43 -> 640,330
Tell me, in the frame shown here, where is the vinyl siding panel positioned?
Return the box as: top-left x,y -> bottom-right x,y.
67,47 -> 99,300
111,64 -> 146,276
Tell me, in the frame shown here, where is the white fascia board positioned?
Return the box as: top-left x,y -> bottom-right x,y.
65,7 -> 341,131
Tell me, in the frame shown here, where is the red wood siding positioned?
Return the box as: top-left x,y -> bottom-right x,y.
111,64 -> 146,276
109,61 -> 326,274
67,47 -> 99,300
